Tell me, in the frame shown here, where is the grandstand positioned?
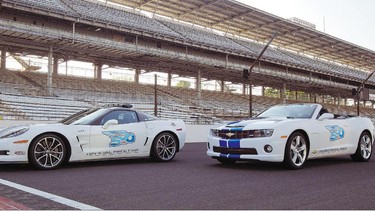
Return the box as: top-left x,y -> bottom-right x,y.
0,0 -> 375,124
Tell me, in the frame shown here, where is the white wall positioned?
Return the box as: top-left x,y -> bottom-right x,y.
0,120 -> 223,143
185,124 -> 223,143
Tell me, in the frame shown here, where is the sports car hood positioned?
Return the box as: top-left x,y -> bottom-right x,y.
0,123 -> 63,131
219,117 -> 300,130
29,123 -> 63,127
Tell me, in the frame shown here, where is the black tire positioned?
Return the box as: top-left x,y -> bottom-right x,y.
150,132 -> 177,162
283,131 -> 308,170
28,134 -> 66,170
351,131 -> 373,162
216,157 -> 236,165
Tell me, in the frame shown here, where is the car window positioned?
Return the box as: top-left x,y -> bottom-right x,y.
317,107 -> 329,118
69,108 -> 107,125
99,110 -> 139,125
141,112 -> 158,121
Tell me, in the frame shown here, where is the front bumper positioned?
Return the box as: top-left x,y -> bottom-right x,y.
207,136 -> 287,162
0,138 -> 29,163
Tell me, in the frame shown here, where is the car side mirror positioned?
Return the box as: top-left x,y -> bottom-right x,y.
318,113 -> 334,121
102,119 -> 118,129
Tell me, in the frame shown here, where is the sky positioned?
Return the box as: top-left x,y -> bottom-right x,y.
237,0 -> 375,52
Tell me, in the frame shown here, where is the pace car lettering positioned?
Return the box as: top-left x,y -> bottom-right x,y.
312,147 -> 347,155
86,149 -> 139,156
325,125 -> 345,141
102,130 -> 136,147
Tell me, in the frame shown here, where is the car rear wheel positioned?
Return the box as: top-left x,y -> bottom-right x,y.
284,132 -> 308,170
351,131 -> 372,162
28,134 -> 66,170
151,132 -> 177,162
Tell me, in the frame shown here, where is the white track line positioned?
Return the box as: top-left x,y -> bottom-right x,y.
0,179 -> 101,210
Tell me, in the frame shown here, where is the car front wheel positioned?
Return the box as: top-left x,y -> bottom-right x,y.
28,134 -> 66,170
284,132 -> 308,170
351,131 -> 372,162
151,132 -> 177,162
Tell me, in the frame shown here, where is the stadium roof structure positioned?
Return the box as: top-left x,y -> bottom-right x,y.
1,0 -> 374,99
109,0 -> 375,71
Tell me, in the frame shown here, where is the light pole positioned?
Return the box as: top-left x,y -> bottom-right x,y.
246,32 -> 277,117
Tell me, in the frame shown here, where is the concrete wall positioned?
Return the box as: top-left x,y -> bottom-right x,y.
0,120 -> 223,143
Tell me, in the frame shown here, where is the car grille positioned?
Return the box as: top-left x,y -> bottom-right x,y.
213,146 -> 258,155
217,129 -> 251,139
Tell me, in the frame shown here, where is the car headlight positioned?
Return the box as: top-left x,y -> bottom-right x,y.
211,129 -> 220,137
0,126 -> 30,139
248,129 -> 274,138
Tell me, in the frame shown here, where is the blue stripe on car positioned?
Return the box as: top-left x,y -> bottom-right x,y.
228,139 -> 241,148
229,128 -> 243,132
219,154 -> 241,159
220,139 -> 227,147
220,153 -> 228,158
228,154 -> 241,159
227,121 -> 240,125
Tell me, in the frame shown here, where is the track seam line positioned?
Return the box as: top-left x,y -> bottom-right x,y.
0,179 -> 101,210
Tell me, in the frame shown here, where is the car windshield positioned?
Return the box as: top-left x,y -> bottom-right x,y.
60,108 -> 108,125
257,104 -> 318,119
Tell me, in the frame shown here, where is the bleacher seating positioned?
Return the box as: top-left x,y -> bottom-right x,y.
62,0 -> 184,39
1,69 -> 375,123
4,0 -> 78,17
157,18 -> 250,54
0,93 -> 92,120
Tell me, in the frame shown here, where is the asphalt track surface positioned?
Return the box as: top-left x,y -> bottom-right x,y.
1,142 -> 375,210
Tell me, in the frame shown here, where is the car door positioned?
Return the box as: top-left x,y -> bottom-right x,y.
309,115 -> 350,158
88,109 -> 148,158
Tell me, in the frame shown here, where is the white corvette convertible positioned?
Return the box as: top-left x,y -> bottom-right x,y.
0,104 -> 186,169
207,103 -> 374,169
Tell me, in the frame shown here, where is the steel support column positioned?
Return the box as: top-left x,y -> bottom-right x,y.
1,49 -> 6,70
282,83 -> 287,104
94,62 -> 102,80
196,69 -> 201,99
134,69 -> 141,84
167,71 -> 172,87
53,57 -> 58,75
47,46 -> 53,95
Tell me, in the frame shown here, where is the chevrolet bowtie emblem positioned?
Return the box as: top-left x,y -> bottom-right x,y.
226,132 -> 235,138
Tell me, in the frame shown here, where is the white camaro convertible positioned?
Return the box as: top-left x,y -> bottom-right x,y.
207,104 -> 374,169
0,104 -> 186,169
